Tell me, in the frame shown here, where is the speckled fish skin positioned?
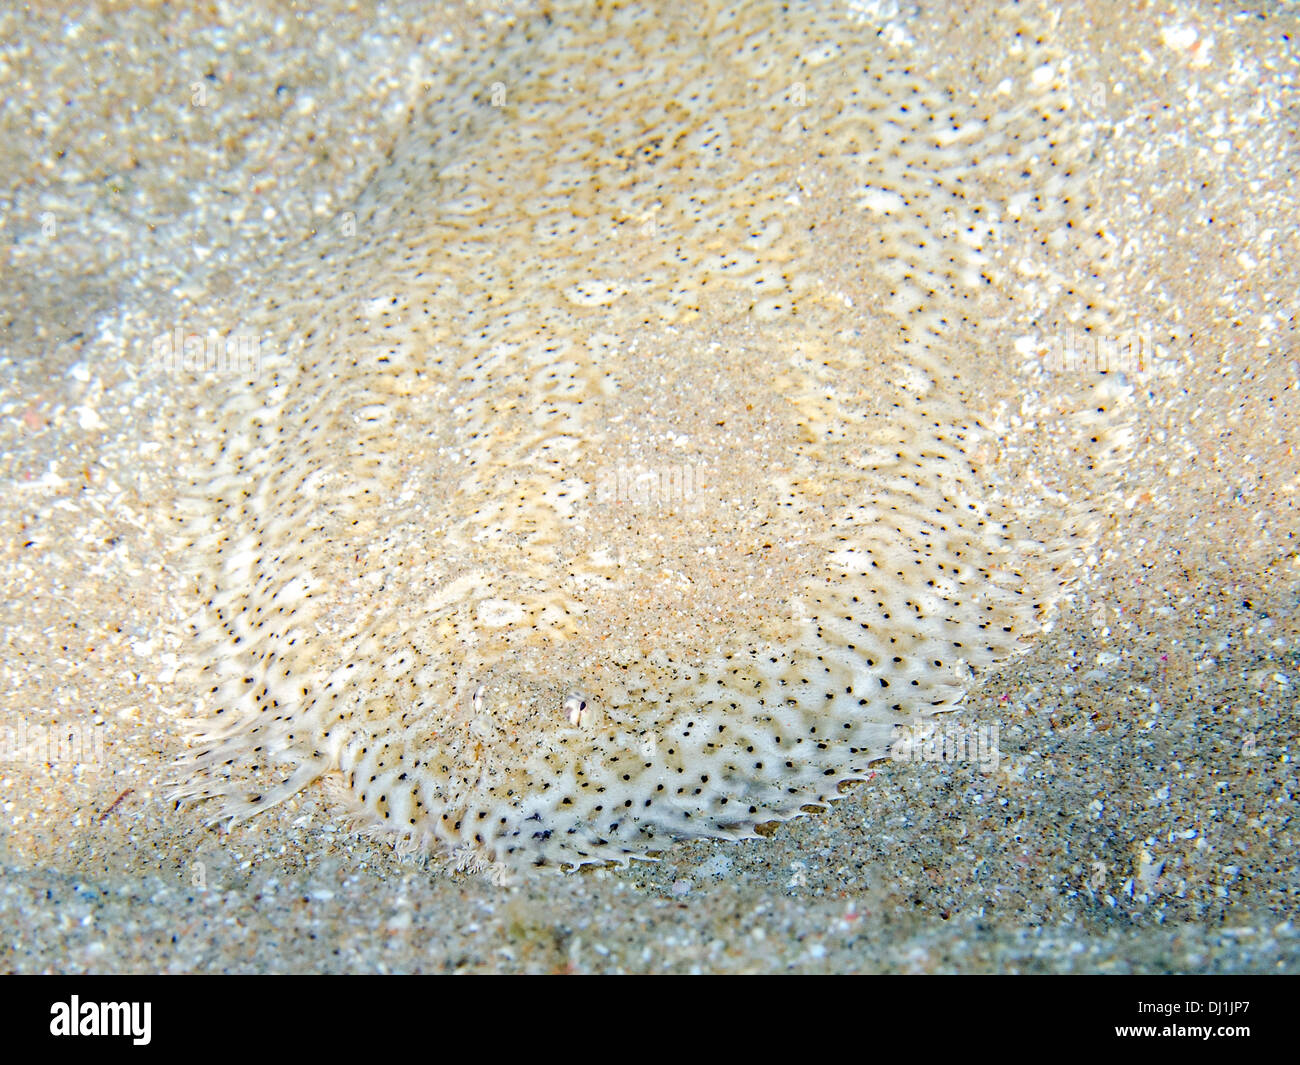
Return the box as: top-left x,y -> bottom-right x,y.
172,0 -> 1132,872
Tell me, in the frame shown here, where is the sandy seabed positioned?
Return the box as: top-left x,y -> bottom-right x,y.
0,0 -> 1296,972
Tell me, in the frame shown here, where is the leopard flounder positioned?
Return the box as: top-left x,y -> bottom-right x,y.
173,0 -> 1133,871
